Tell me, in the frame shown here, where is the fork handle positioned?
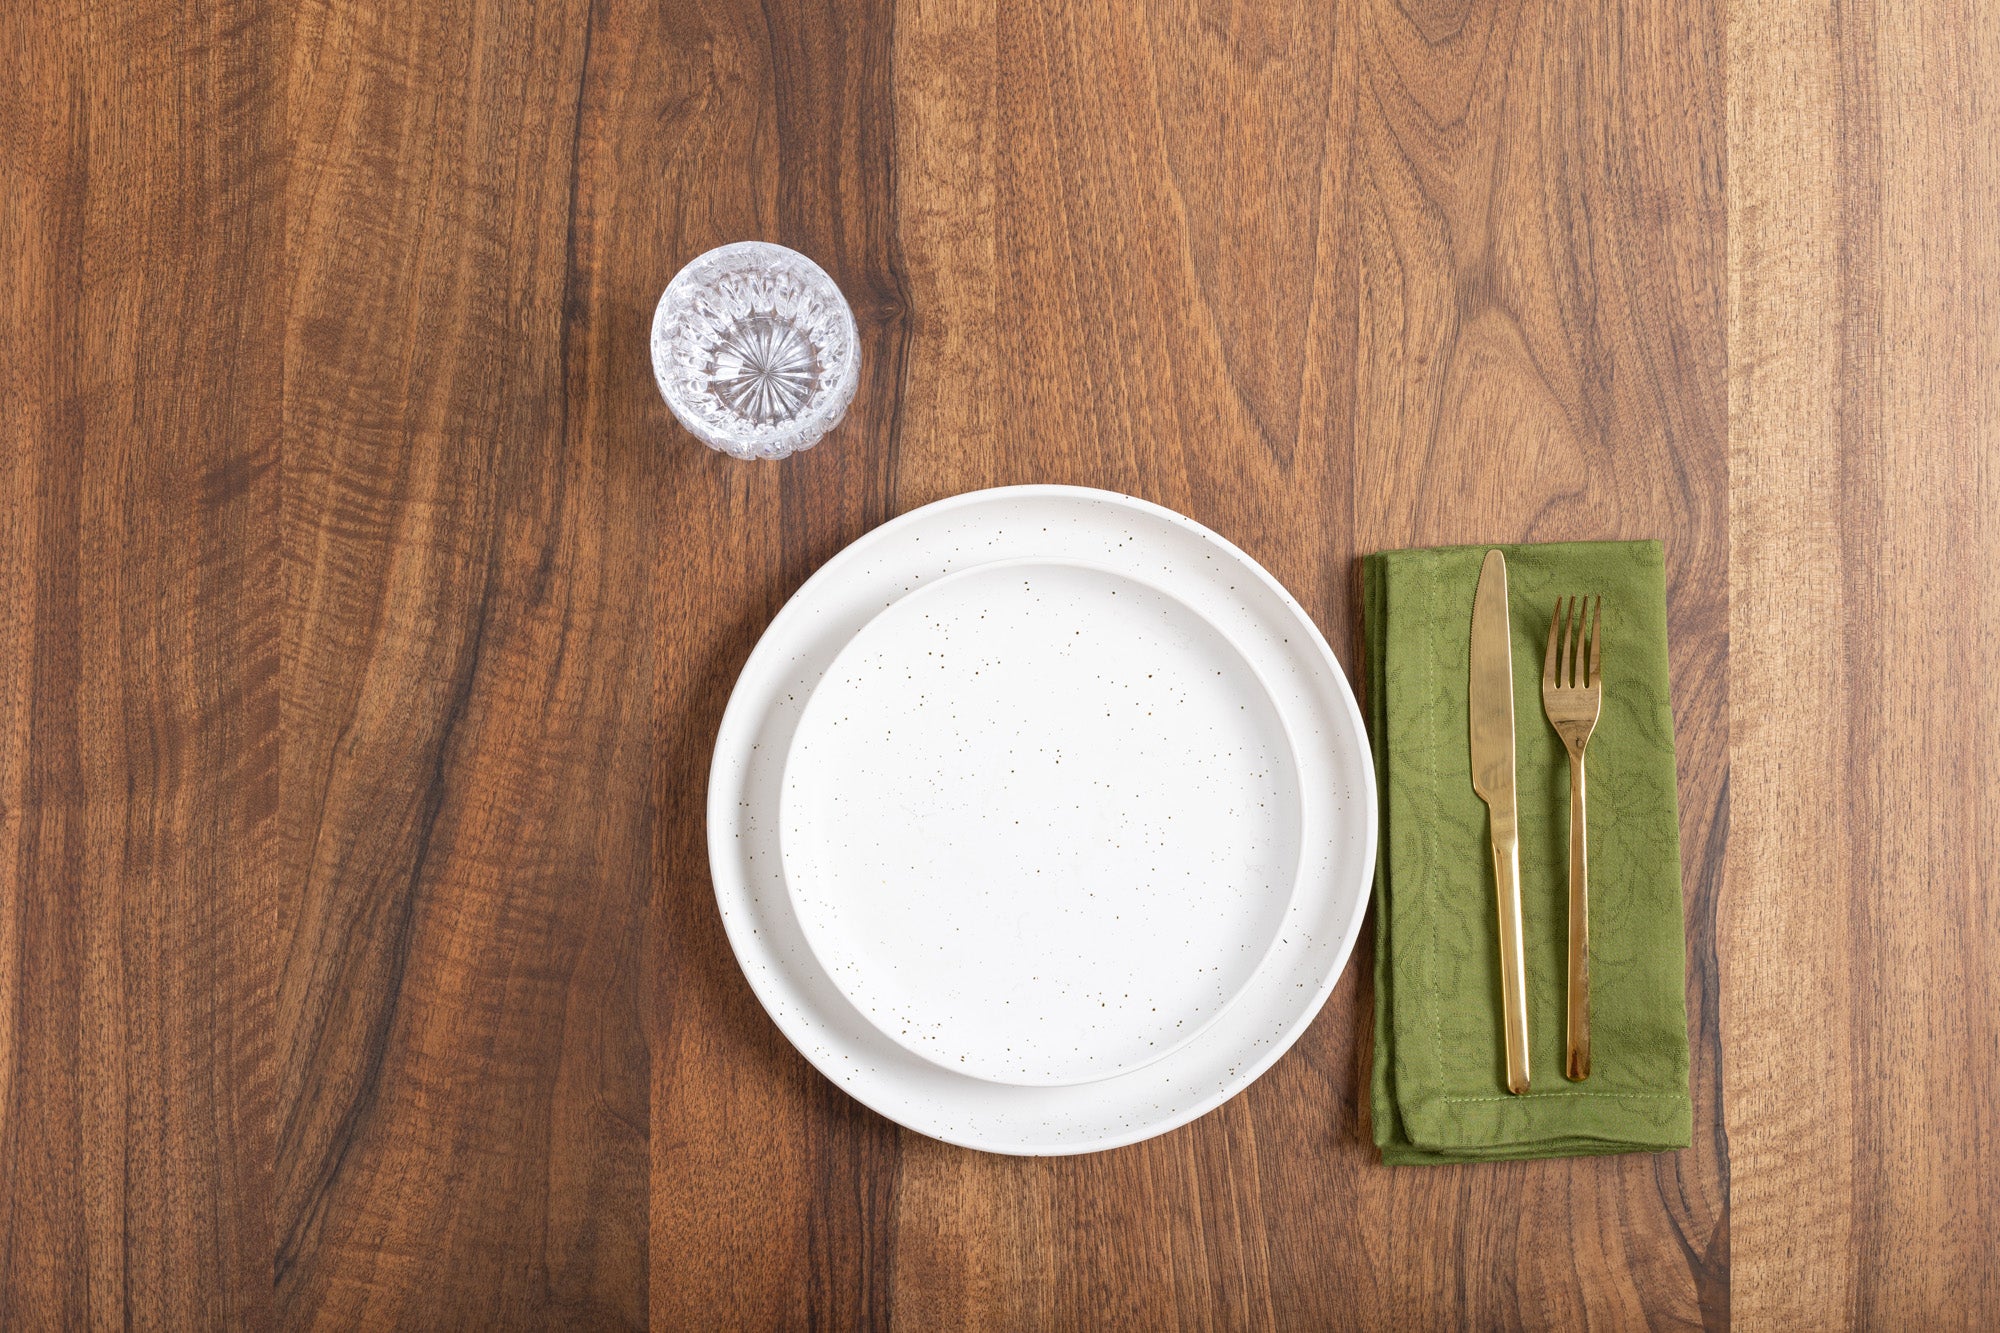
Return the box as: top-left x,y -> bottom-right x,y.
1566,749 -> 1592,1081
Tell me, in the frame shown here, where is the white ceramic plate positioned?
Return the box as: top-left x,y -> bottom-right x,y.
779,558 -> 1303,1086
707,486 -> 1376,1154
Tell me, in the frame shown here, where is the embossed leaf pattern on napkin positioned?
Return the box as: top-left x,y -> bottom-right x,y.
1366,541 -> 1692,1164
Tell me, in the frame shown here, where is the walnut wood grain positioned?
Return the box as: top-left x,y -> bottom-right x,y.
0,0 -> 282,1325
2,0 -> 1994,1325
644,0 -> 909,1326
1729,0 -> 2000,1324
273,0 -> 648,1322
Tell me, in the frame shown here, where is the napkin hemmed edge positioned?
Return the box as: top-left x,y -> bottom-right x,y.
1380,1138 -> 1691,1166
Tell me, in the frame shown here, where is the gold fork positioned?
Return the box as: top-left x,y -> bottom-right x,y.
1542,595 -> 1602,1081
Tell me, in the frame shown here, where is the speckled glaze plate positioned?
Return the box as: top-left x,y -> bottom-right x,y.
779,558 -> 1304,1087
707,486 -> 1376,1154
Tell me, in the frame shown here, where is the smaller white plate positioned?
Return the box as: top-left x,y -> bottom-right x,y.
779,559 -> 1303,1086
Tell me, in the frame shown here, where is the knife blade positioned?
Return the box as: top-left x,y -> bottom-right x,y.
1470,548 -> 1531,1095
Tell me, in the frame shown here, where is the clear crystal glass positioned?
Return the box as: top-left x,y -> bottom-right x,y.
650,242 -> 860,460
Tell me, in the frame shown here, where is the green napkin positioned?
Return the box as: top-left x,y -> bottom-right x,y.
1365,541 -> 1691,1164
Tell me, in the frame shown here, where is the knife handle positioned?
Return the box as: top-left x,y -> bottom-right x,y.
1489,815 -> 1531,1094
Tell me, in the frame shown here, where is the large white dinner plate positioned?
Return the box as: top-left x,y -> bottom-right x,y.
707,486 -> 1376,1154
779,558 -> 1304,1086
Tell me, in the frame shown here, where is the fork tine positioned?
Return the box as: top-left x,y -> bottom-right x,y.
1565,596 -> 1579,685
1545,597 -> 1565,687
1588,595 -> 1602,688
1563,594 -> 1580,687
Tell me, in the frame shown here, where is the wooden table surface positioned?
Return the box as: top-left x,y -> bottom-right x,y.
3,0 -> 1994,1326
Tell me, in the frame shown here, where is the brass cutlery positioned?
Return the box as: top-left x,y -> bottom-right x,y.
1468,550 -> 1530,1095
1542,595 -> 1603,1081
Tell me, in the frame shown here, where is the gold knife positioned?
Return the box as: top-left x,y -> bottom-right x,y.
1469,549 -> 1530,1095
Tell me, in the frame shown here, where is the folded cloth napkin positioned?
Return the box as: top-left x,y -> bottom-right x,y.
1365,540 -> 1691,1163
